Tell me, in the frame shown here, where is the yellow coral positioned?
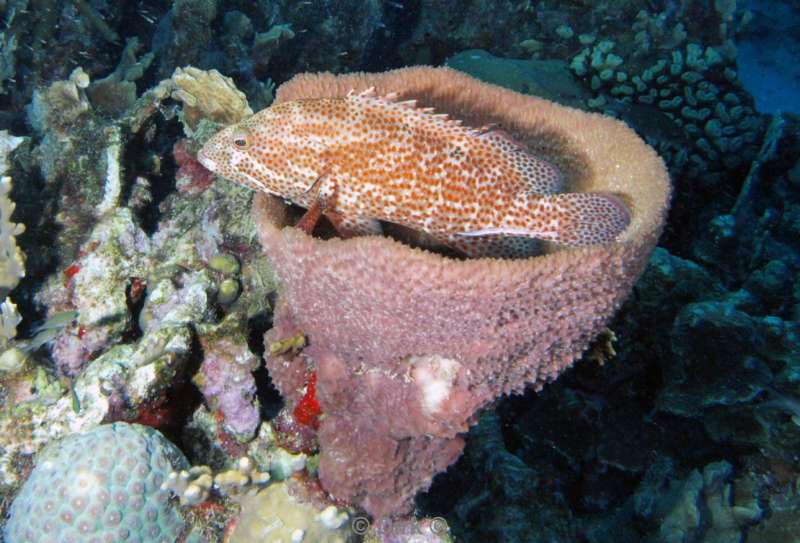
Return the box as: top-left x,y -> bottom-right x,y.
166,66 -> 253,130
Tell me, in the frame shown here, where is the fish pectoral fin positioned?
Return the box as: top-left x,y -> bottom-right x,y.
295,165 -> 338,235
304,161 -> 334,196
295,199 -> 327,235
294,164 -> 381,239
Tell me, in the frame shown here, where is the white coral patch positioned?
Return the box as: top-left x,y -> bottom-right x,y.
409,355 -> 460,416
95,135 -> 122,216
318,505 -> 349,529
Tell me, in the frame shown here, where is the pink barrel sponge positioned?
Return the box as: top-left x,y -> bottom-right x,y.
254,67 -> 671,518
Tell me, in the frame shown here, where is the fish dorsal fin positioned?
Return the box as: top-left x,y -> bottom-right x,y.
475,126 -> 528,152
346,87 -> 563,194
349,88 -> 414,110
347,88 -> 473,135
350,87 -> 378,99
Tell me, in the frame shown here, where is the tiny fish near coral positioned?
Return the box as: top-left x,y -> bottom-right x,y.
198,88 -> 630,257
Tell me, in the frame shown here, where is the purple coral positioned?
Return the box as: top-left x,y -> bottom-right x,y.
194,334 -> 261,440
49,326 -> 108,376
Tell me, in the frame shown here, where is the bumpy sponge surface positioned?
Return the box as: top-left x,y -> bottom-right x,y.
4,422 -> 189,543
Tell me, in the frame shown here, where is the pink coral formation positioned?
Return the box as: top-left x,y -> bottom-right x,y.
253,67 -> 670,518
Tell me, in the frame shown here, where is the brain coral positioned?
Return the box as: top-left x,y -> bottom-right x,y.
4,422 -> 189,543
255,67 -> 671,518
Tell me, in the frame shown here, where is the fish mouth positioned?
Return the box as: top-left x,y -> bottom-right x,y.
197,154 -> 217,171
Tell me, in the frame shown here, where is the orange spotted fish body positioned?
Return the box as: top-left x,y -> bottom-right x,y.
198,89 -> 630,257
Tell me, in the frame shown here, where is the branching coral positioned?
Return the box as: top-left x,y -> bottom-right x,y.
0,132 -> 25,301
0,131 -> 25,352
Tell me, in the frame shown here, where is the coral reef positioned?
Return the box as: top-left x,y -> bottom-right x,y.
736,0 -> 800,113
0,322 -> 193,487
27,67 -> 91,134
0,65 -> 268,515
154,0 -> 220,79
425,410 -> 569,542
86,37 -> 154,117
37,209 -> 151,375
0,132 -> 25,290
568,30 -> 763,185
425,143 -> 800,540
0,2 -> 798,542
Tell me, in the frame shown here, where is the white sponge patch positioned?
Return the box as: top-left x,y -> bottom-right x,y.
409,355 -> 460,416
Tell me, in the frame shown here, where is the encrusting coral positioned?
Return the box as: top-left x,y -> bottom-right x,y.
251,66 -> 671,517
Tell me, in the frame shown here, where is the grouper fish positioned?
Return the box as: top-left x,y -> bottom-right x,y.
198,88 -> 630,257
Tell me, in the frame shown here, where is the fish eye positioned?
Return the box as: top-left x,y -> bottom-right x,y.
232,128 -> 250,148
